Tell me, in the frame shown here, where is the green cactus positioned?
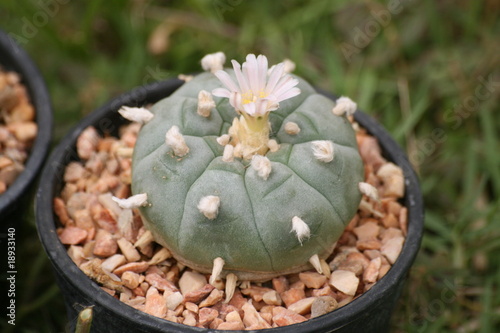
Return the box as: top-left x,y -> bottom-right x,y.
130,54 -> 364,281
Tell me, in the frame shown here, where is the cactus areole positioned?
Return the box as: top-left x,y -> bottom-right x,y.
131,54 -> 364,281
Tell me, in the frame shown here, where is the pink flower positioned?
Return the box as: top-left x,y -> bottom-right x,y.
212,54 -> 300,117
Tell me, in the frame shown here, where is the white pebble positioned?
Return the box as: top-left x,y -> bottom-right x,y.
118,106 -> 154,124
179,271 -> 207,295
165,292 -> 184,311
377,163 -> 405,198
329,270 -> 359,296
111,193 -> 148,209
116,147 -> 134,158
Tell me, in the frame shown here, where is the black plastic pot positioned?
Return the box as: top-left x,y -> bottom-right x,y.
0,29 -> 52,217
36,78 -> 423,333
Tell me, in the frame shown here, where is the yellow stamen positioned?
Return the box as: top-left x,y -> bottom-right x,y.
242,91 -> 269,105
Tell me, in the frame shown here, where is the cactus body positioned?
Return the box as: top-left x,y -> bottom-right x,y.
132,70 -> 363,280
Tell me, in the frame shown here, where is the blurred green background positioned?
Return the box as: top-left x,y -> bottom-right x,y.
1,0 -> 499,332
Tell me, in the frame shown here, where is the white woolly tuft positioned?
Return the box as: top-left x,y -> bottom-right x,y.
267,139 -> 280,152
178,74 -> 194,82
224,273 -> 238,303
165,126 -> 189,157
332,96 -> 357,116
311,140 -> 334,163
112,193 -> 148,209
284,121 -> 300,135
291,216 -> 311,245
283,59 -> 296,73
267,59 -> 295,75
251,155 -> 272,180
197,90 -> 216,117
210,257 -> 225,285
118,106 -> 154,124
201,52 -> 226,73
358,182 -> 380,202
197,195 -> 220,220
320,259 -> 331,278
216,134 -> 230,146
222,144 -> 234,162
134,230 -> 154,248
233,143 -> 243,158
148,248 -> 172,265
309,254 -> 323,274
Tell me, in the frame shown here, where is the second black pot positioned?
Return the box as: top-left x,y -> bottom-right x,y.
36,78 -> 423,333
0,29 -> 52,218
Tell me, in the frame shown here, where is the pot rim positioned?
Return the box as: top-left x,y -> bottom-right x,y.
0,29 -> 53,216
36,78 -> 423,332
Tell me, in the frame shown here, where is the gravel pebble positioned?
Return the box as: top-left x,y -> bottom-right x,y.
199,288 -> 224,308
280,288 -> 306,307
58,226 -> 88,245
299,271 -> 327,289
329,270 -> 359,296
262,290 -> 282,306
0,69 -> 37,194
179,271 -> 207,295
272,306 -> 307,326
363,257 -> 382,283
311,296 -> 338,318
287,297 -> 315,315
381,236 -> 405,264
184,284 -> 215,304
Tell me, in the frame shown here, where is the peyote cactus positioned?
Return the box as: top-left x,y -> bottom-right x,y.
122,53 -> 366,285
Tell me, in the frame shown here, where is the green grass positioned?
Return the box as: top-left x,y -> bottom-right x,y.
1,0 -> 499,331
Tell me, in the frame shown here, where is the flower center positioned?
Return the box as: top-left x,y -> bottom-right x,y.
242,91 -> 268,105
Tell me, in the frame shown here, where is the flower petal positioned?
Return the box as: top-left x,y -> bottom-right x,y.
230,91 -> 242,111
265,63 -> 284,94
214,70 -> 239,93
266,101 -> 279,111
211,54 -> 301,117
244,54 -> 260,94
212,88 -> 231,98
274,87 -> 300,102
273,77 -> 300,102
242,102 -> 256,116
257,55 -> 268,91
254,99 -> 269,116
231,60 -> 250,93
